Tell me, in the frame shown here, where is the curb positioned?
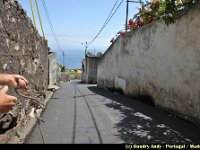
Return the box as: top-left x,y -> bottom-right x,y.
5,91 -> 54,144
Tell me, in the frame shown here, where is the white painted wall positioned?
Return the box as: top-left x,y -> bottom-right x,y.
98,5 -> 200,124
48,52 -> 57,85
81,56 -> 99,84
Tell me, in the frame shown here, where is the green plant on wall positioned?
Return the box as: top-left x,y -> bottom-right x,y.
161,0 -> 176,25
115,0 -> 199,41
130,0 -> 199,27
139,0 -> 160,24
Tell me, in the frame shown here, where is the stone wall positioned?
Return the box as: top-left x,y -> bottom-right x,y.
97,4 -> 200,125
0,0 -> 48,133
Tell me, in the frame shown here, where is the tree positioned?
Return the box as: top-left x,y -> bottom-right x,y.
60,65 -> 65,72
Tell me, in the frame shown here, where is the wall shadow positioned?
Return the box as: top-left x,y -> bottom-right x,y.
88,86 -> 200,144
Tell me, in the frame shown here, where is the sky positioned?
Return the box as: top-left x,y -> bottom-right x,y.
18,0 -> 141,54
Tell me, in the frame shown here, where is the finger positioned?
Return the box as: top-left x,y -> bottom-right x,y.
19,77 -> 28,85
18,79 -> 25,86
18,79 -> 27,89
11,98 -> 17,104
0,107 -> 10,113
26,89 -> 31,96
7,95 -> 17,105
21,76 -> 28,84
0,86 -> 9,94
15,75 -> 29,84
10,78 -> 17,88
5,105 -> 14,111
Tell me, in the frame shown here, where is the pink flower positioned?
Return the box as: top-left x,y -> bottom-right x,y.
137,18 -> 144,26
110,38 -> 115,43
118,31 -> 126,35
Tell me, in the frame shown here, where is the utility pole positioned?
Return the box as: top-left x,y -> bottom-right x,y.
125,0 -> 144,32
85,42 -> 88,56
62,51 -> 65,67
125,0 -> 129,32
82,42 -> 88,56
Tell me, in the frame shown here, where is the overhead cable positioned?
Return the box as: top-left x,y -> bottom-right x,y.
88,0 -> 125,46
41,0 -> 62,52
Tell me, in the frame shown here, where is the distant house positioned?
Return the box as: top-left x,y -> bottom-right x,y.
81,55 -> 99,84
48,51 -> 60,85
77,69 -> 82,74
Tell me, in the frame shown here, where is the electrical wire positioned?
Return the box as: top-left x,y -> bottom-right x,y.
88,0 -> 125,46
41,0 -> 62,53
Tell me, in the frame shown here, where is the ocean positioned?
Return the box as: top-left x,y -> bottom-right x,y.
54,49 -> 85,69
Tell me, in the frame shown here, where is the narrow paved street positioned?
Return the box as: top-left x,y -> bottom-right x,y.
25,80 -> 200,144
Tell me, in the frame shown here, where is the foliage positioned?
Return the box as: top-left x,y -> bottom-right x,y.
15,131 -> 22,138
129,0 -> 200,28
86,51 -> 95,56
60,65 -> 65,72
111,0 -> 199,44
68,70 -> 81,78
96,52 -> 103,57
86,51 -> 103,57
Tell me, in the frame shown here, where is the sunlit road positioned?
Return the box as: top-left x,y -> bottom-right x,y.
25,80 -> 200,144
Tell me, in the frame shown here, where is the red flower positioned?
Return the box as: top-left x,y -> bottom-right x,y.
129,19 -> 137,29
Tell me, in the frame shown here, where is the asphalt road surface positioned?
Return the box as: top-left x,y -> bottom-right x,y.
25,80 -> 200,144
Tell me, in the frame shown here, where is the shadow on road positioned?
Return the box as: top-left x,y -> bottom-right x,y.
87,86 -> 200,144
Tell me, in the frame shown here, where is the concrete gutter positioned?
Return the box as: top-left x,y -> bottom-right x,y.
0,91 -> 54,144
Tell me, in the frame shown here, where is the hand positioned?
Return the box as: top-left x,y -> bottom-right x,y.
17,78 -> 28,89
17,78 -> 31,96
0,74 -> 29,89
0,86 -> 17,113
